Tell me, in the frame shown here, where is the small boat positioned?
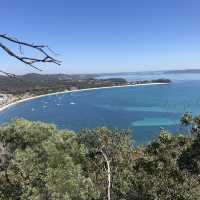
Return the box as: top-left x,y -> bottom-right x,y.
31,108 -> 35,111
70,102 -> 75,105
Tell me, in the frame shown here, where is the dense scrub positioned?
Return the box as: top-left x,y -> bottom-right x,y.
0,115 -> 200,199
0,73 -> 127,95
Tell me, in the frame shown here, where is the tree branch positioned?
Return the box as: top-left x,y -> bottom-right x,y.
0,34 -> 61,76
0,70 -> 16,78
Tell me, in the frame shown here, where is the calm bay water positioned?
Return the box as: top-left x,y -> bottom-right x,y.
1,73 -> 200,144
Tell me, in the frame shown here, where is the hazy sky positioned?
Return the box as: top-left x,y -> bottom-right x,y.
1,0 -> 200,74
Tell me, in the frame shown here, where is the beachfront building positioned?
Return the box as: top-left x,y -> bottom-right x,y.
0,94 -> 10,106
0,94 -> 5,101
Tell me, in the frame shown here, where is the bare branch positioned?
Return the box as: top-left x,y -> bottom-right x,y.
0,34 -> 61,76
0,42 -> 42,71
0,70 -> 16,78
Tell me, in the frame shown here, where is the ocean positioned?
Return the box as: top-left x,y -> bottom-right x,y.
1,72 -> 200,144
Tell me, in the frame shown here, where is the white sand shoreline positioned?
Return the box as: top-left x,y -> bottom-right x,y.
0,82 -> 168,113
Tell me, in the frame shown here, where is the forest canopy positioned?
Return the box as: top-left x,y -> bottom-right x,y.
1,114 -> 200,200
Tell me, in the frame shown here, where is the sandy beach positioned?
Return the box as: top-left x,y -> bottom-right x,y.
0,82 -> 168,113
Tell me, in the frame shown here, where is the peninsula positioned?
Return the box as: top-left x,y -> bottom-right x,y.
0,73 -> 171,111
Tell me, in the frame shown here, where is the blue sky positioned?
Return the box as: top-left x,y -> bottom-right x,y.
1,0 -> 200,74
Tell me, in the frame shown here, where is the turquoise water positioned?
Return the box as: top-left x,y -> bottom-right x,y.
1,74 -> 200,144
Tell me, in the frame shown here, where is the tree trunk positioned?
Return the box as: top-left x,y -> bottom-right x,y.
101,149 -> 111,200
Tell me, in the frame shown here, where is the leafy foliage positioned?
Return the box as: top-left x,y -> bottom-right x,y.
78,128 -> 135,200
0,119 -> 97,200
1,117 -> 200,199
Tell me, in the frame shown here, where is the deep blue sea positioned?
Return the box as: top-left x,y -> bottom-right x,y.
1,72 -> 200,144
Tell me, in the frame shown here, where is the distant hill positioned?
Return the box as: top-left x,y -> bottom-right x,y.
16,73 -> 96,80
164,69 -> 200,74
0,73 -> 126,95
0,73 -> 94,95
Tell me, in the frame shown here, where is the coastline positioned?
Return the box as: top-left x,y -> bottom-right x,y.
0,82 -> 168,113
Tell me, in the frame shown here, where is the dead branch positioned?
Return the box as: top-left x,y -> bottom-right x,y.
0,70 -> 16,78
0,34 -> 61,76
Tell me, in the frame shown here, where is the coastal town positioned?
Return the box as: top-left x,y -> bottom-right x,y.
0,93 -> 34,111
0,93 -> 14,107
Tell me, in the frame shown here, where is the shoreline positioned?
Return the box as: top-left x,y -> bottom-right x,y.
0,82 -> 168,113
